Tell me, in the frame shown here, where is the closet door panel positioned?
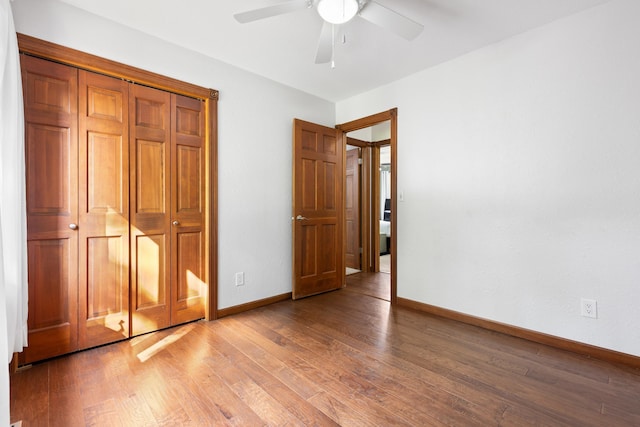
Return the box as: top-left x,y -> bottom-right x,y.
78,71 -> 130,349
130,84 -> 171,336
171,94 -> 206,324
25,239 -> 76,362
21,55 -> 79,363
134,234 -> 167,309
176,145 -> 201,213
173,230 -> 204,324
136,140 -> 166,214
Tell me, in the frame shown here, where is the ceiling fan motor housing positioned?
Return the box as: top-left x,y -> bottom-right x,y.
317,0 -> 360,25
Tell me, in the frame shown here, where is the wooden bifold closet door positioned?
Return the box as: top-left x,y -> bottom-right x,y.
20,54 -> 206,364
129,85 -> 206,336
22,55 -> 80,363
77,69 -> 131,350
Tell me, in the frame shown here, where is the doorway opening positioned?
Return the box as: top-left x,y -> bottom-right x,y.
378,144 -> 391,275
337,109 -> 397,303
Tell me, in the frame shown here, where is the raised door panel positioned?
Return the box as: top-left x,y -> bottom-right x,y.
25,240 -> 77,362
21,55 -> 78,364
293,119 -> 344,299
137,140 -> 166,213
171,94 -> 206,324
176,145 -> 201,213
78,71 -> 130,349
130,84 -> 171,336
173,231 -> 204,324
300,225 -> 318,278
25,124 -> 71,218
135,234 -> 167,307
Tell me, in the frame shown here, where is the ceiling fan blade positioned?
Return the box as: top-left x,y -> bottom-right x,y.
315,21 -> 333,64
358,1 -> 424,40
234,0 -> 309,23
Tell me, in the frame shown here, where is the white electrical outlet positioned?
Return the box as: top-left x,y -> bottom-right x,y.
581,298 -> 597,318
235,272 -> 245,286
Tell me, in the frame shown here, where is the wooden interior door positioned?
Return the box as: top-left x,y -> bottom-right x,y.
21,55 -> 79,363
130,84 -> 171,336
292,119 -> 344,299
77,70 -> 130,349
170,94 -> 206,324
345,147 -> 361,270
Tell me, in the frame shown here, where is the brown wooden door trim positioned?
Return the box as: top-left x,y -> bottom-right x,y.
18,34 -> 219,321
17,34 -> 214,100
337,109 -> 398,304
206,93 -> 218,321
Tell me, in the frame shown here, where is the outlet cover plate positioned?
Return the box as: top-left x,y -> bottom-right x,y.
581,298 -> 597,318
235,272 -> 245,286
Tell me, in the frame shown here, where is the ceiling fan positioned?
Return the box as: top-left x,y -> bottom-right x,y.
234,0 -> 424,66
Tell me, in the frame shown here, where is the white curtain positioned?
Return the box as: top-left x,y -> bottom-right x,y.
1,0 -> 28,424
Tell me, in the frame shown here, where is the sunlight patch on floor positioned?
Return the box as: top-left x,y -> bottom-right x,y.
136,324 -> 195,362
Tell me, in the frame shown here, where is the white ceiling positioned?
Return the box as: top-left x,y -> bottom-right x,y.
58,0 -> 610,102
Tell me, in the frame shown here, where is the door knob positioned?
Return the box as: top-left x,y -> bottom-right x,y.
69,223 -> 78,230
296,215 -> 308,221
172,220 -> 180,226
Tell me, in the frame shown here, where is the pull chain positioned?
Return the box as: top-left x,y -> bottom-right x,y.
331,24 -> 336,69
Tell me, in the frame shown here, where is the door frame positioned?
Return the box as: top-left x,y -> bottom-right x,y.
18,34 -> 219,320
337,109 -> 398,303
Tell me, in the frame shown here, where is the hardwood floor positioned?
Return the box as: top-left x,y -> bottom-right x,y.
345,271 -> 390,301
11,286 -> 640,426
379,254 -> 390,274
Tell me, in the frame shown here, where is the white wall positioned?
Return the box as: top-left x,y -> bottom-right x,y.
11,0 -> 335,310
348,122 -> 390,142
337,0 -> 640,357
348,127 -> 373,142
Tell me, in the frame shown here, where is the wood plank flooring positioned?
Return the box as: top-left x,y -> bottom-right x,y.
10,274 -> 640,426
344,271 -> 391,301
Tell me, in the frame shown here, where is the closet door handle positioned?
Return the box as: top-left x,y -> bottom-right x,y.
172,220 -> 180,226
69,223 -> 78,230
295,215 -> 308,221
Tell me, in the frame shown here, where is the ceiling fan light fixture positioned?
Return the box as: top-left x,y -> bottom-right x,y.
317,0 -> 359,25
